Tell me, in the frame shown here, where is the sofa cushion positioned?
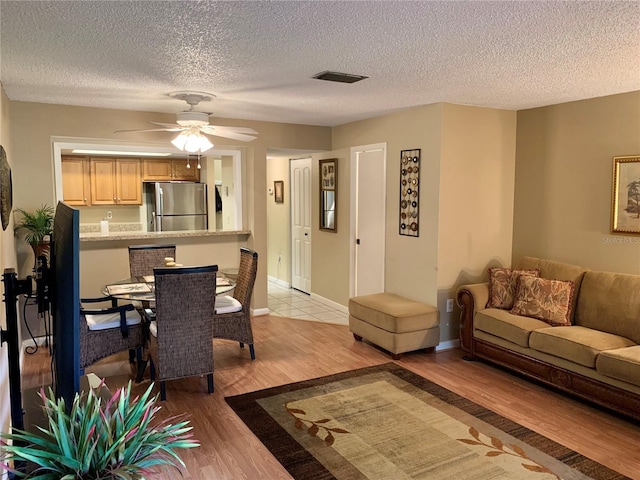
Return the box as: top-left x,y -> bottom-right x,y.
596,346 -> 640,387
511,276 -> 574,326
518,256 -> 588,323
529,326 -> 636,368
575,271 -> 640,344
487,267 -> 539,310
475,308 -> 549,348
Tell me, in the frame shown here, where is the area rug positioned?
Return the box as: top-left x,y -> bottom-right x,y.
225,363 -> 627,480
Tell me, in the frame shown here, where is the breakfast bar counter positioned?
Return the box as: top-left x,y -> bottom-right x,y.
80,229 -> 251,242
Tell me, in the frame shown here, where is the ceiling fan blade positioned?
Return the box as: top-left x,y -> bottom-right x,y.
209,125 -> 259,135
201,126 -> 258,142
148,121 -> 183,129
114,127 -> 182,133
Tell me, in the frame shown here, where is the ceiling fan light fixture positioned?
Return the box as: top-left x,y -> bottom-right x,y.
171,131 -> 213,153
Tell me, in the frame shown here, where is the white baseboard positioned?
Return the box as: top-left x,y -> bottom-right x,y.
436,339 -> 460,351
252,307 -> 270,317
309,293 -> 348,314
267,275 -> 290,288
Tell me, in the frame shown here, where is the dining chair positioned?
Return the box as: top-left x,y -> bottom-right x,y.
79,296 -> 144,371
128,244 -> 177,278
148,265 -> 217,401
212,247 -> 258,360
128,243 -> 177,317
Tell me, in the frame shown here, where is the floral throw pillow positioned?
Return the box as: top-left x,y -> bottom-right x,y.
487,268 -> 540,310
511,276 -> 575,326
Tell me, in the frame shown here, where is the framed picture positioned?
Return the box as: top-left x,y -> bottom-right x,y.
611,155 -> 640,235
274,180 -> 284,204
319,159 -> 337,232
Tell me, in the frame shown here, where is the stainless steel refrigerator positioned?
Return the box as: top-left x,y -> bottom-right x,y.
145,182 -> 208,232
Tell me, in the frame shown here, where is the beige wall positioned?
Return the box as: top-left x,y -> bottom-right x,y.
9,102 -> 331,309
513,92 -> 640,274
438,104 -> 517,339
330,103 -> 517,343
0,84 -> 17,452
266,156 -> 291,284
311,148 -> 351,305
332,104 -> 444,308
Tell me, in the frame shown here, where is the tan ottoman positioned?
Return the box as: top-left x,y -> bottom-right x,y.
349,293 -> 439,359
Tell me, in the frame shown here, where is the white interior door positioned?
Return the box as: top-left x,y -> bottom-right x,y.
290,158 -> 312,293
351,145 -> 386,296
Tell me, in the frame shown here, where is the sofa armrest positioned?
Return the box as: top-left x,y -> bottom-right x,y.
456,283 -> 489,358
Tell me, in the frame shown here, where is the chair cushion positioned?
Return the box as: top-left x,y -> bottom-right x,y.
85,310 -> 141,331
215,295 -> 242,314
149,320 -> 157,338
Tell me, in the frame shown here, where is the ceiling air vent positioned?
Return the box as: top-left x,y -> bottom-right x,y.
313,71 -> 368,84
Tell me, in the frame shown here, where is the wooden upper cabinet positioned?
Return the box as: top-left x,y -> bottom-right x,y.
142,159 -> 172,181
116,159 -> 142,204
90,157 -> 142,205
143,159 -> 200,182
172,160 -> 200,181
61,156 -> 91,206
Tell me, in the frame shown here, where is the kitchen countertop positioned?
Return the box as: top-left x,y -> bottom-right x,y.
80,230 -> 251,242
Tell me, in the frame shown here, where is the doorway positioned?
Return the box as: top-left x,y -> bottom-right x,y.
350,143 -> 386,297
290,157 -> 312,293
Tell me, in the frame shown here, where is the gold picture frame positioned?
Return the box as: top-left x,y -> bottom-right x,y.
274,180 -> 284,203
319,158 -> 337,232
611,155 -> 640,235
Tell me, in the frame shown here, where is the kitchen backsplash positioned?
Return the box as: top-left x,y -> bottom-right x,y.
80,222 -> 143,233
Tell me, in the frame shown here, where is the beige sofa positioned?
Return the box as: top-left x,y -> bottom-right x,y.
457,256 -> 640,421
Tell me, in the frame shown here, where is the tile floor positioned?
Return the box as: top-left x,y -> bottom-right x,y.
267,280 -> 349,326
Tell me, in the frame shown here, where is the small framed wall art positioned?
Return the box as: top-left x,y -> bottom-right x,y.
399,148 -> 420,237
611,155 -> 640,235
274,180 -> 284,204
319,158 -> 337,232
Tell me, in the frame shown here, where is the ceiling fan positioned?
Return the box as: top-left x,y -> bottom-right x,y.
115,92 -> 258,152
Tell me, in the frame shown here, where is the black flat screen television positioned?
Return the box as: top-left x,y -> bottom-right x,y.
50,201 -> 80,405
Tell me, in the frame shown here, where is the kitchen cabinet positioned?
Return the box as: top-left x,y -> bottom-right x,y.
61,156 -> 91,206
90,158 -> 142,205
143,159 -> 200,182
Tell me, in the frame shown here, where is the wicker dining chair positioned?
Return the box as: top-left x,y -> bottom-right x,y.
79,297 -> 144,371
212,247 -> 258,360
148,265 -> 217,401
128,244 -> 177,278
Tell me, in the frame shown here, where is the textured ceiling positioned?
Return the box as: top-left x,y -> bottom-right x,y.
1,1 -> 639,127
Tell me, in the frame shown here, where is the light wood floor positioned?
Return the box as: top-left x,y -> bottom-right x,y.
21,315 -> 640,480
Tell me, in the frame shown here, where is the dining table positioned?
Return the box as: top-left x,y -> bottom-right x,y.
102,272 -> 235,382
103,273 -> 235,301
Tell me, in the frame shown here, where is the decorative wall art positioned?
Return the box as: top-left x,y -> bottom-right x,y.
399,148 -> 420,237
0,145 -> 13,231
319,158 -> 337,232
274,180 -> 284,204
611,155 -> 640,235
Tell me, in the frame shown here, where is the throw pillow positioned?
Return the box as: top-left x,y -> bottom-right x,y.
487,267 -> 540,310
511,275 -> 575,326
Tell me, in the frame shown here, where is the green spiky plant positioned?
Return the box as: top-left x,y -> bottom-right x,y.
14,204 -> 55,248
0,381 -> 199,479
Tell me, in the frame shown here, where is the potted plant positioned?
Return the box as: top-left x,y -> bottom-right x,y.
0,381 -> 199,479
14,204 -> 55,260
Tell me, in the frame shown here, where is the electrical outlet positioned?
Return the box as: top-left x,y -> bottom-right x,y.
446,299 -> 453,313
106,210 -> 112,219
